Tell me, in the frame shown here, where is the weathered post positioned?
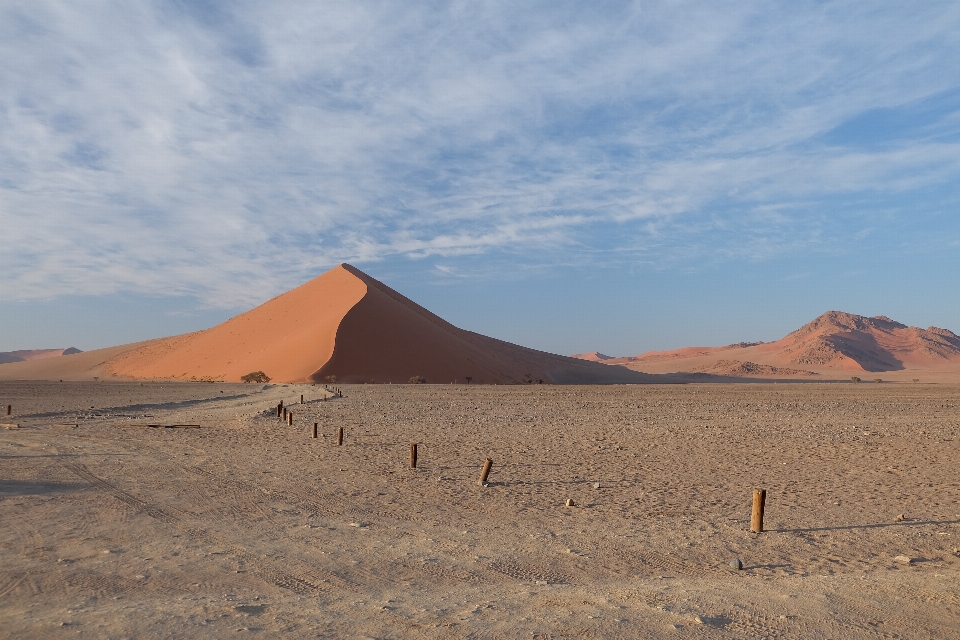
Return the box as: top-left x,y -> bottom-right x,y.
337,427 -> 343,446
410,443 -> 418,469
288,411 -> 293,426
312,422 -> 318,438
5,405 -> 10,416
751,489 -> 767,533
276,403 -> 282,418
478,458 -> 493,485
301,394 -> 304,403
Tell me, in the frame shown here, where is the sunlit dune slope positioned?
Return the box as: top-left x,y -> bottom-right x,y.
104,264 -> 368,382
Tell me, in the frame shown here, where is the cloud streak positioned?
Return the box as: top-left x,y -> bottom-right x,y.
2,1 -> 959,306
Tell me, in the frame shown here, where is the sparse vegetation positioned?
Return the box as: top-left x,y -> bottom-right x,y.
409,376 -> 426,384
324,375 -> 337,383
241,371 -> 270,383
874,378 -> 883,383
851,376 -> 861,383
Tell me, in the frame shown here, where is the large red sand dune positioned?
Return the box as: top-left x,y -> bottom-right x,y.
0,265 -> 654,384
577,311 -> 960,381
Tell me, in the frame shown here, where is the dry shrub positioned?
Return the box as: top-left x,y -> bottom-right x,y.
409,376 -> 426,384
241,371 -> 270,383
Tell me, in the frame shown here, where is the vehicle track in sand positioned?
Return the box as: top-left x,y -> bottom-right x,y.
54,454 -> 487,638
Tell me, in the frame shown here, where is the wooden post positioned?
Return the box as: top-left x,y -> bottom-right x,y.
478,458 -> 493,485
751,489 -> 766,533
276,403 -> 282,418
5,405 -> 10,416
410,443 -> 418,469
337,427 -> 343,446
282,407 -> 287,420
288,411 -> 293,426
301,394 -> 304,403
312,422 -> 318,438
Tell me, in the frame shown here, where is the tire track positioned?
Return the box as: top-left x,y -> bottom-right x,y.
63,463 -> 180,525
488,558 -> 573,585
0,572 -> 28,599
606,543 -> 731,579
55,460 -> 454,639
823,588 -> 953,639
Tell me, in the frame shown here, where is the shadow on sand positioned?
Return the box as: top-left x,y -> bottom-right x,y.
776,518 -> 960,533
0,479 -> 90,495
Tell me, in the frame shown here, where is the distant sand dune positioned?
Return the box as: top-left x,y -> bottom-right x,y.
0,265 -> 656,384
0,347 -> 82,364
590,311 -> 960,382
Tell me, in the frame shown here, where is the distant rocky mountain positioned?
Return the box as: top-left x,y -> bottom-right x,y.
780,311 -> 960,371
0,347 -> 82,365
573,311 -> 960,378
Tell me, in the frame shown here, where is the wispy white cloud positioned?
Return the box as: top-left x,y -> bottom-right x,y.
1,1 -> 959,306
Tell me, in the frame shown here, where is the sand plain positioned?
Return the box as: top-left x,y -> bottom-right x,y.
2,381 -> 960,638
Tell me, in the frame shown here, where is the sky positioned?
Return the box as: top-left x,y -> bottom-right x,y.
2,1 -> 960,356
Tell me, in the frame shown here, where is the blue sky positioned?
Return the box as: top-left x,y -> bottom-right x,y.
2,1 -> 960,356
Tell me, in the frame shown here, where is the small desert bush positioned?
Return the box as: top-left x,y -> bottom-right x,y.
874,378 -> 883,383
409,376 -> 426,384
324,375 -> 338,384
850,376 -> 861,383
241,371 -> 271,383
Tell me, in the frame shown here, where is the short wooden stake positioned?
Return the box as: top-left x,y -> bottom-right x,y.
410,443 -> 418,469
312,422 -> 318,438
287,411 -> 293,426
276,403 -> 282,418
5,405 -> 10,416
478,458 -> 493,485
751,489 -> 766,533
301,394 -> 304,403
337,427 -> 343,446
283,407 -> 287,420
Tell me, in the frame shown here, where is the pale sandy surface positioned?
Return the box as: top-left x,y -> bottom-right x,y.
2,382 -> 960,638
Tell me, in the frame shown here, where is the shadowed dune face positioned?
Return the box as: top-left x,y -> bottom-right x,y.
315,265 -> 655,385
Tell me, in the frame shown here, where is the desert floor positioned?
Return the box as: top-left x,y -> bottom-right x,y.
2,381 -> 959,639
